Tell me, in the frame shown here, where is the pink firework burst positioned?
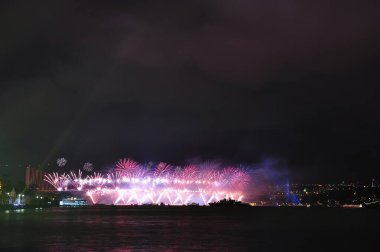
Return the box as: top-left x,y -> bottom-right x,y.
115,158 -> 139,174
231,170 -> 251,190
182,165 -> 199,180
154,162 -> 172,177
218,167 -> 240,185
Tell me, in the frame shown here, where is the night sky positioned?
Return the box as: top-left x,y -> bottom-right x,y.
1,0 -> 379,182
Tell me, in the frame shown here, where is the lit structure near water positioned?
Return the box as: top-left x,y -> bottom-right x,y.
44,159 -> 251,205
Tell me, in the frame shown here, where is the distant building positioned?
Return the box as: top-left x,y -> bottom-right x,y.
25,166 -> 52,191
0,180 -> 4,204
9,188 -> 16,204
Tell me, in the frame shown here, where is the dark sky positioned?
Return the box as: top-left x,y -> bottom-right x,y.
1,0 -> 379,182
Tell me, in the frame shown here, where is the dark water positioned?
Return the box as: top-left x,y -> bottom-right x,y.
0,207 -> 379,251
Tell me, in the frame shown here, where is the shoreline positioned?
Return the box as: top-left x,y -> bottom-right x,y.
2,204 -> 375,212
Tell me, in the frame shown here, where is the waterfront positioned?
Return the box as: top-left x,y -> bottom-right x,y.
1,207 -> 379,251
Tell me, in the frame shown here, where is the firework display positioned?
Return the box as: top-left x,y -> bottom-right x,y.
83,162 -> 94,172
57,157 -> 67,167
44,158 -> 251,205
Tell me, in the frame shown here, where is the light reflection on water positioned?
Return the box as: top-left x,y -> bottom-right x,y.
0,208 -> 378,251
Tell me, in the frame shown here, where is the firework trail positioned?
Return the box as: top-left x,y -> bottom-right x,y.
69,170 -> 84,190
44,172 -> 70,191
87,172 -> 105,187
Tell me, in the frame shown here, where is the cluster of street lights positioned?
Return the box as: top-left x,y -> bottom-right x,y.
3,192 -> 25,205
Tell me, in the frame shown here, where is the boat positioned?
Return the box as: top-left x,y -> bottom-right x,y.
59,197 -> 88,207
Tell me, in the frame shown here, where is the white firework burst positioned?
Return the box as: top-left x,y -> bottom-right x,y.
57,157 -> 67,167
83,162 -> 94,172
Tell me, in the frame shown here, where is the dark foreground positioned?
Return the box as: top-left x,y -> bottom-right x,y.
0,207 -> 379,251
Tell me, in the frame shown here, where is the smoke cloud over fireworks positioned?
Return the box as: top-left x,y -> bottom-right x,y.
44,158 -> 252,205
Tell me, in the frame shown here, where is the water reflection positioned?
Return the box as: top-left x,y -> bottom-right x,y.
0,208 -> 378,251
